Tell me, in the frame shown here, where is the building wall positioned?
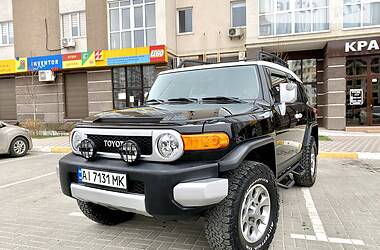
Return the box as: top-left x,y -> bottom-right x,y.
86,0 -> 108,51
87,69 -> 113,116
59,0 -> 87,54
0,0 -> 14,59
246,0 -> 380,53
15,74 -> 65,122
174,0 -> 245,58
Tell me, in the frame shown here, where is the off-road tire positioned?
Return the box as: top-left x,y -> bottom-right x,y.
205,161 -> 279,250
294,137 -> 317,187
9,137 -> 28,157
77,200 -> 135,225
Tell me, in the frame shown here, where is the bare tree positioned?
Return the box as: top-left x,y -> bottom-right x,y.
23,71 -> 39,121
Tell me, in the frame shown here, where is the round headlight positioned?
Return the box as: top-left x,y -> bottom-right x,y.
71,131 -> 83,152
157,133 -> 181,159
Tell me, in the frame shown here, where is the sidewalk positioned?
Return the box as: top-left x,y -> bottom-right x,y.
31,130 -> 380,159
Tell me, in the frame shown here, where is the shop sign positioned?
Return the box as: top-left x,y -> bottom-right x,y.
106,45 -> 167,66
350,89 -> 364,106
62,53 -> 82,69
16,57 -> 28,72
95,50 -> 104,61
82,52 -> 96,67
28,55 -> 62,71
0,60 -> 15,75
345,40 -> 380,53
149,45 -> 167,63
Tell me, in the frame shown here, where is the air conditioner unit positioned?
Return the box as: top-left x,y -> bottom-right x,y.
228,27 -> 245,39
61,38 -> 76,48
39,70 -> 55,82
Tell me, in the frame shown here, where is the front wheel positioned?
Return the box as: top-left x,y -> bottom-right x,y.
205,161 -> 279,250
9,137 -> 28,157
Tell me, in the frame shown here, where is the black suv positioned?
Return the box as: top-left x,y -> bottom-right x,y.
58,56 -> 318,250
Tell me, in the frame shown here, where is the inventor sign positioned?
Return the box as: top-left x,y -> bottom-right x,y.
28,55 -> 63,71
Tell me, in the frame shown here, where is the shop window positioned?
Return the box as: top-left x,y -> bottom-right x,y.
178,8 -> 193,34
231,1 -> 246,27
346,59 -> 367,76
109,0 -> 156,49
259,0 -> 329,37
62,12 -> 86,38
113,65 -> 157,109
0,21 -> 13,45
343,0 -> 380,29
371,58 -> 380,73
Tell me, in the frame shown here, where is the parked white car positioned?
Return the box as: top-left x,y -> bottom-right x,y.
0,121 -> 33,157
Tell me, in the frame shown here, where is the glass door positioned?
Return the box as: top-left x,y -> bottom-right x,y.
346,78 -> 368,126
370,77 -> 380,125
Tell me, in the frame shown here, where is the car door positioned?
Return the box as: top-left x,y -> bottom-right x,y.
0,122 -> 7,153
267,68 -> 302,172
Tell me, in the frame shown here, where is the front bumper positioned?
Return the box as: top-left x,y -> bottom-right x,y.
58,153 -> 228,219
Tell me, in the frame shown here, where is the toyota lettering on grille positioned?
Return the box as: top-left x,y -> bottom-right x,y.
104,140 -> 126,148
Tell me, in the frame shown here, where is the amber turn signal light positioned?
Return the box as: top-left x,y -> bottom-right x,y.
181,133 -> 230,151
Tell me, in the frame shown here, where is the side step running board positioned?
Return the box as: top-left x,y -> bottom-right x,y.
278,173 -> 295,189
277,163 -> 305,189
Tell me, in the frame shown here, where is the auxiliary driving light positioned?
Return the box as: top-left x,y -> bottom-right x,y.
79,139 -> 97,160
119,140 -> 141,164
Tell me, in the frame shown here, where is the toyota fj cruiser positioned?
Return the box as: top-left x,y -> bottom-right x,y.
58,53 -> 318,250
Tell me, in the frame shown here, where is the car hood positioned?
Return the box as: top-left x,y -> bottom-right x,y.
82,103 -> 268,125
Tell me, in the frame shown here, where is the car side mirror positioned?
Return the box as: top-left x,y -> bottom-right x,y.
278,82 -> 298,116
280,82 -> 298,104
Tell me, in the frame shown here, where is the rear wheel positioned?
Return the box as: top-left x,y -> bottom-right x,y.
9,137 -> 28,157
295,137 -> 317,187
77,200 -> 135,225
205,161 -> 279,250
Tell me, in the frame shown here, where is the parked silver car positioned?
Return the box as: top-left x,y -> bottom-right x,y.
0,121 -> 33,157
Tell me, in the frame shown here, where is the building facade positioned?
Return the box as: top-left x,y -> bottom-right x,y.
0,0 -> 380,130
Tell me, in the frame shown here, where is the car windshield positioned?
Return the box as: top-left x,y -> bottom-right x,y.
147,65 -> 261,103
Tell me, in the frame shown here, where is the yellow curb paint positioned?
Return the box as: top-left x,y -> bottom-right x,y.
318,152 -> 358,160
51,147 -> 72,153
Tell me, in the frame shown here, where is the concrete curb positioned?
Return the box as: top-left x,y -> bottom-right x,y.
318,152 -> 380,160
32,146 -> 380,160
32,146 -> 71,154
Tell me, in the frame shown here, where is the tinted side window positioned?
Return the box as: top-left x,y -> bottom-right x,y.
267,68 -> 288,103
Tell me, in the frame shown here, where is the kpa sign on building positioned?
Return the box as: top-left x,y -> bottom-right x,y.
345,39 -> 380,53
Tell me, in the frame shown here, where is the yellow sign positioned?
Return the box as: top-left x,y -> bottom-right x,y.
16,57 -> 28,72
0,60 -> 16,75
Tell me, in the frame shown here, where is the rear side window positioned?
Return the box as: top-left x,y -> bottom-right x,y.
267,68 -> 288,103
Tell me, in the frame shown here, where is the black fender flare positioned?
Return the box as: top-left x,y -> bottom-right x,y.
218,136 -> 275,172
302,122 -> 319,153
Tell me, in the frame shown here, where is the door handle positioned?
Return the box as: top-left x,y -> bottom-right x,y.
295,113 -> 303,119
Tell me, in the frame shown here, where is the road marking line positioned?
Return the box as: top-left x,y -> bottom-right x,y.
69,212 -> 85,217
0,172 -> 55,189
290,188 -> 365,246
291,234 -> 365,246
0,153 -> 52,165
302,188 -> 328,241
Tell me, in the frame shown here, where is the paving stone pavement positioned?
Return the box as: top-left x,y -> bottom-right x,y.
0,153 -> 379,249
320,136 -> 380,153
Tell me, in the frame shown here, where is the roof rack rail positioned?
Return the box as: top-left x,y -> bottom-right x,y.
255,51 -> 289,68
177,59 -> 211,68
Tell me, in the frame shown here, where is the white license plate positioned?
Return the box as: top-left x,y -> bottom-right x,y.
78,168 -> 127,190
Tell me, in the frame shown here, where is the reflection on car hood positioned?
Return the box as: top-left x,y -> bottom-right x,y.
83,103 -> 265,124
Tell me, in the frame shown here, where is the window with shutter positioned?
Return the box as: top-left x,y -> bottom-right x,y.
61,12 -> 86,38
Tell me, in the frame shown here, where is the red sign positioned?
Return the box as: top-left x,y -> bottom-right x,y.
63,53 -> 82,61
149,45 -> 166,63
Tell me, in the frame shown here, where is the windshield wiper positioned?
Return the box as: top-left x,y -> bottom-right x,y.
167,98 -> 198,103
146,99 -> 165,105
202,96 -> 247,103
